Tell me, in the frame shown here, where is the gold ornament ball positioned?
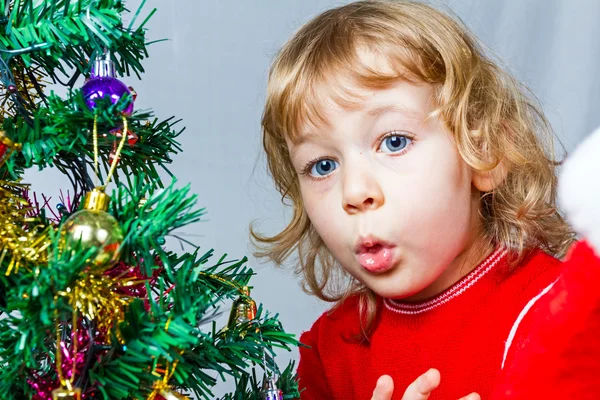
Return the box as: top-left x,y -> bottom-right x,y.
52,387 -> 82,400
61,208 -> 123,269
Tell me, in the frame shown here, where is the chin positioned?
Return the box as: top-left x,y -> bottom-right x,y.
358,268 -> 428,301
367,281 -> 422,300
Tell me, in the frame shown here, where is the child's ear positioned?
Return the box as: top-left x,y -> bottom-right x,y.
472,159 -> 509,192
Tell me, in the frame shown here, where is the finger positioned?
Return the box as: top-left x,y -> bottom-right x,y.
401,368 -> 441,400
372,375 -> 394,400
459,393 -> 481,400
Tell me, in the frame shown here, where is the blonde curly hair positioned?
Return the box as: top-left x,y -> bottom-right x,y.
252,0 -> 575,335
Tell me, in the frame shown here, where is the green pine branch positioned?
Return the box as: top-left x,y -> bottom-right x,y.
0,232 -> 98,396
110,178 -> 203,276
1,91 -> 182,189
0,2 -> 302,398
215,361 -> 301,400
0,0 -> 153,79
88,250 -> 298,400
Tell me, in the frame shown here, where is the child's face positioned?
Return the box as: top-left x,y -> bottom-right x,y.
286,79 -> 487,301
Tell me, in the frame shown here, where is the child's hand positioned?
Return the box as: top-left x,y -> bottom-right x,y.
371,369 -> 481,400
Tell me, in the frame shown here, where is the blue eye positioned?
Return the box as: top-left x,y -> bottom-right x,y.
310,159 -> 338,177
379,134 -> 411,153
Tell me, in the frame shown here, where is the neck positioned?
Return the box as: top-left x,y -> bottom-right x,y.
402,236 -> 494,303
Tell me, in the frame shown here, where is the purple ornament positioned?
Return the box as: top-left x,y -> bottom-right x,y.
81,56 -> 134,115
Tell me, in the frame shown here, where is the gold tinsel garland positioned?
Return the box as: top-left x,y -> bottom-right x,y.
0,180 -> 52,276
57,272 -> 145,333
0,59 -> 47,123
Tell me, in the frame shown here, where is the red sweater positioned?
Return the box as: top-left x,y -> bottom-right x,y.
492,241 -> 600,399
298,247 -> 563,399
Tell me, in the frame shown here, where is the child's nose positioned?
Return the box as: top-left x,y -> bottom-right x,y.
342,168 -> 384,214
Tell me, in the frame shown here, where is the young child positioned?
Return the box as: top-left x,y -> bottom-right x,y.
252,1 -> 591,398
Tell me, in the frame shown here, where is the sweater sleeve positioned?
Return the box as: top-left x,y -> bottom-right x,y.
492,240 -> 600,399
297,317 -> 334,399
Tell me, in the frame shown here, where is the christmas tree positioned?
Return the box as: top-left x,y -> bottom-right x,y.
0,1 -> 299,399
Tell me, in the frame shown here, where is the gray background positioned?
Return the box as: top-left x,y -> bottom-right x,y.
25,0 -> 600,396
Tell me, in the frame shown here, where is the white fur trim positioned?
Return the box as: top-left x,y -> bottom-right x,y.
559,126 -> 600,254
501,279 -> 558,369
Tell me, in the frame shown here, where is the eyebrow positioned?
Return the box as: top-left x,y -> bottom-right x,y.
289,133 -> 320,161
291,104 -> 422,149
290,129 -> 323,147
366,104 -> 421,119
